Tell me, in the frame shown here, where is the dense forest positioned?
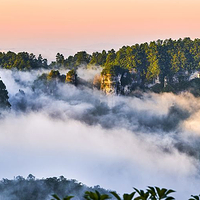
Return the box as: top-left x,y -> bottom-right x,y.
52,37 -> 200,85
1,38 -> 200,83
1,37 -> 200,107
0,52 -> 48,70
1,38 -> 200,94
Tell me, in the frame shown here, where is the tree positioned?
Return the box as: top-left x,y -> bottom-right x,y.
56,53 -> 65,67
74,51 -> 91,66
104,49 -> 116,67
146,42 -> 160,82
90,52 -> 102,65
27,174 -> 36,181
66,69 -> 77,85
0,79 -> 11,109
115,46 -> 129,68
89,50 -> 107,66
47,70 -> 61,81
171,51 -> 186,74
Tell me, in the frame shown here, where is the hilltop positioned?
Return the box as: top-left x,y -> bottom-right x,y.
1,37 -> 200,98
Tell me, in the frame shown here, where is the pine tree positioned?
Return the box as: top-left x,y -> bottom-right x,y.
0,79 -> 11,109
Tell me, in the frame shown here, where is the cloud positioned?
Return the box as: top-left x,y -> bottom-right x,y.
0,69 -> 200,198
77,65 -> 102,81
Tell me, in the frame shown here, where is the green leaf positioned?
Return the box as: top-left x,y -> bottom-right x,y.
160,188 -> 167,198
110,191 -> 121,200
165,189 -> 176,196
133,188 -> 149,200
63,196 -> 74,200
126,192 -> 136,200
133,197 -> 143,200
147,186 -> 156,197
133,187 -> 140,195
155,187 -> 161,197
190,195 -> 200,200
165,197 -> 175,200
51,194 -> 61,200
100,194 -> 111,200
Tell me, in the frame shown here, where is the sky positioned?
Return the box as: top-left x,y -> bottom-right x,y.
1,0 -> 200,61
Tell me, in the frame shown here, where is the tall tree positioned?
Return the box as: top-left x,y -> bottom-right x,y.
0,79 -> 11,109
146,42 -> 160,81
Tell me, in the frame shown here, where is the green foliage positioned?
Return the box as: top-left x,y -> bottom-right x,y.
51,194 -> 74,200
146,42 -> 160,81
2,37 -> 200,90
101,65 -> 123,76
133,187 -> 175,200
0,79 -> 11,109
35,70 -> 66,84
104,49 -> 116,67
61,37 -> 200,86
0,51 -> 48,70
133,187 -> 150,200
89,50 -> 107,66
47,70 -> 61,81
66,69 -> 77,85
150,78 -> 200,96
84,190 -> 111,200
110,191 -> 135,200
147,186 -> 175,200
3,37 -> 200,96
67,69 -> 76,77
73,51 -> 91,67
189,195 -> 200,200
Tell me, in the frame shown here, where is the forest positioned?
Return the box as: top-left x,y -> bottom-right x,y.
1,37 -> 200,96
1,37 -> 200,84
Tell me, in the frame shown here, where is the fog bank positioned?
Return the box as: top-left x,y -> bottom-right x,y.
0,69 -> 200,198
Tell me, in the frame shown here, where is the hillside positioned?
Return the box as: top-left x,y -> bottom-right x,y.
1,37 -> 200,95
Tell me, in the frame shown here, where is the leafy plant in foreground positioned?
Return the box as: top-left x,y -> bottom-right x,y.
147,186 -> 175,200
84,190 -> 111,200
51,194 -> 74,200
110,191 -> 135,200
133,187 -> 150,200
189,194 -> 200,200
133,187 -> 175,200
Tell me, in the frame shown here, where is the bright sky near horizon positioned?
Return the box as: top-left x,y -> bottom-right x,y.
1,0 -> 200,61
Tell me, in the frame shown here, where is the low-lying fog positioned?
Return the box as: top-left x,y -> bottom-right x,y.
0,68 -> 200,199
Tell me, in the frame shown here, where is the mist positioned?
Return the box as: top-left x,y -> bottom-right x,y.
76,65 -> 102,81
0,69 -> 200,199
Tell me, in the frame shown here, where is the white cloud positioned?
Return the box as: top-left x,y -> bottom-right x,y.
0,69 -> 200,198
